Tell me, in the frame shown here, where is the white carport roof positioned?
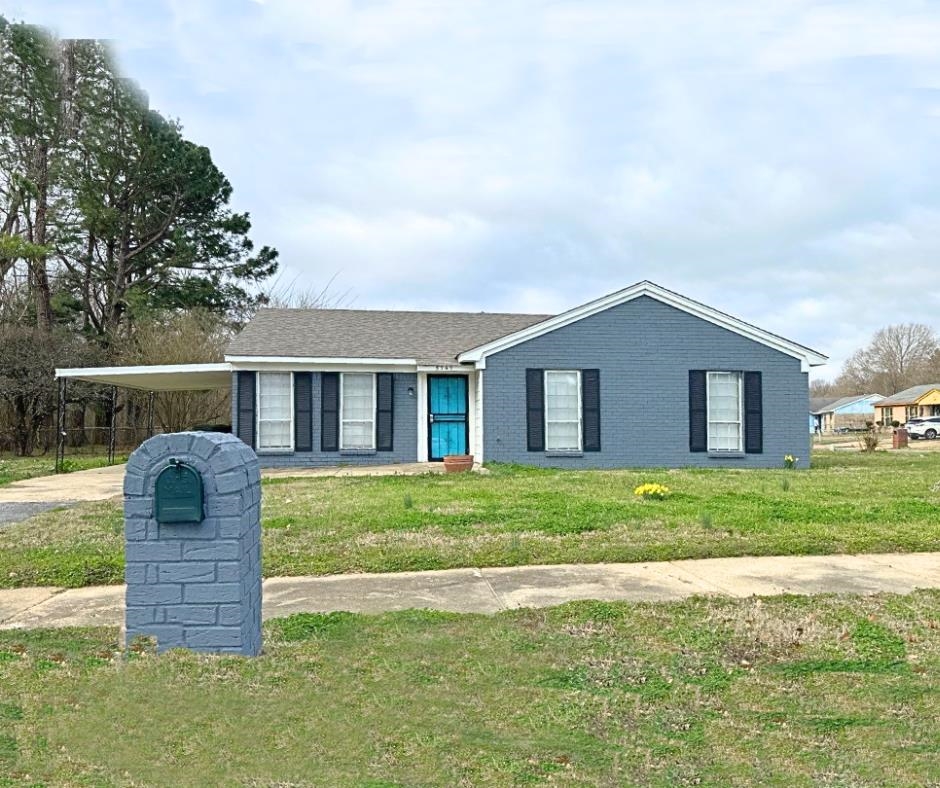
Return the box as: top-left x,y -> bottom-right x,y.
55,363 -> 232,391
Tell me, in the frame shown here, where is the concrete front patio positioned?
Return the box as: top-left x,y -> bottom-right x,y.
1,552 -> 938,631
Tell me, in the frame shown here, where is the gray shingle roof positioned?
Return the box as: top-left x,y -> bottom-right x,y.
877,384 -> 940,406
809,396 -> 840,414
226,308 -> 552,365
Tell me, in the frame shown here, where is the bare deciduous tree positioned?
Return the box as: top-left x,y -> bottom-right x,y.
840,323 -> 938,394
122,311 -> 232,433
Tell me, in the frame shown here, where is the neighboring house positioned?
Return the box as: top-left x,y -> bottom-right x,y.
57,281 -> 828,469
809,394 -> 884,433
874,384 -> 940,426
809,396 -> 839,433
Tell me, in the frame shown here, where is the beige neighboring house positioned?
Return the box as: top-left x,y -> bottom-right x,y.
874,384 -> 940,426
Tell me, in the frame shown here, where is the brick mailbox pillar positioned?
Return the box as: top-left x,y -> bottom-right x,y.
123,431 -> 262,655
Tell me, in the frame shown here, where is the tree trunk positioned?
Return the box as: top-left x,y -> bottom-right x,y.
31,143 -> 53,331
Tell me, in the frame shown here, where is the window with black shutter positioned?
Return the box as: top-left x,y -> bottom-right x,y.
321,372 -> 340,452
744,371 -> 763,454
525,368 -> 545,451
689,370 -> 707,452
236,371 -> 256,449
376,373 -> 394,451
294,372 -> 313,452
582,369 -> 601,452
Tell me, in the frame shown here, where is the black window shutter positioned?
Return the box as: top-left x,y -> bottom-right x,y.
294,372 -> 313,452
321,372 -> 339,452
236,371 -> 256,449
582,369 -> 601,452
744,371 -> 763,454
376,373 -> 394,451
526,368 -> 545,452
689,370 -> 707,452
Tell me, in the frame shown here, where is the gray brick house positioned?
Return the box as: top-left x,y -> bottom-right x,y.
58,281 -> 828,469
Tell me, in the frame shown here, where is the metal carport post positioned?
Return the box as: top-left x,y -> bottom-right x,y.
53,363 -> 234,473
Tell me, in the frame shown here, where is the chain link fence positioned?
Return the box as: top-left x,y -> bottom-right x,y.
0,426 -> 167,458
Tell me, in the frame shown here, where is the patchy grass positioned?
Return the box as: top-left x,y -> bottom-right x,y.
0,454 -> 125,487
1,450 -> 939,589
0,592 -> 937,785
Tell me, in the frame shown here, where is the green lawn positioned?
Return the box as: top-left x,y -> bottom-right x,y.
0,593 -> 937,785
0,454 -> 124,487
1,450 -> 939,589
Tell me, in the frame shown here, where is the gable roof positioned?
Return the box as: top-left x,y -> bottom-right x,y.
810,394 -> 884,415
225,309 -> 551,366
225,281 -> 828,370
876,384 -> 940,407
457,281 -> 828,370
809,396 -> 841,414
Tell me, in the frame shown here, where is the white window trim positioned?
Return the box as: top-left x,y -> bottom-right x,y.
544,369 -> 582,452
340,372 -> 377,451
706,371 -> 743,453
256,371 -> 294,453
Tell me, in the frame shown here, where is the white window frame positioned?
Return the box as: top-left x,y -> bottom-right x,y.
544,369 -> 582,452
340,372 -> 377,451
706,371 -> 743,453
256,371 -> 294,453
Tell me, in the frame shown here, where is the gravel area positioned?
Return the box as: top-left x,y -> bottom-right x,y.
0,501 -> 74,527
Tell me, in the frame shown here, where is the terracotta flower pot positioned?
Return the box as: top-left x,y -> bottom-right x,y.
443,454 -> 474,473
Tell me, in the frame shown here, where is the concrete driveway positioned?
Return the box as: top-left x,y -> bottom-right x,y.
0,461 -> 448,527
0,463 -> 126,504
0,461 -> 447,507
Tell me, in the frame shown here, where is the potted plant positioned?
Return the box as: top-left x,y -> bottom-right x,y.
443,454 -> 474,473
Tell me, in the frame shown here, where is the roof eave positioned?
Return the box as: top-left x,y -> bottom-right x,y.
55,363 -> 233,392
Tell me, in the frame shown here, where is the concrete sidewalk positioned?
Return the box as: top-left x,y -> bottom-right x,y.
1,552 -> 937,630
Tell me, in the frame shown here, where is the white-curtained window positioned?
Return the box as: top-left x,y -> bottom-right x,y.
545,370 -> 581,451
707,371 -> 743,452
341,373 -> 375,449
257,372 -> 293,451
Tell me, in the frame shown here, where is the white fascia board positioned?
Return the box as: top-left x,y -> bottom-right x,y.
457,281 -> 829,369
56,362 -> 231,378
227,356 -> 417,373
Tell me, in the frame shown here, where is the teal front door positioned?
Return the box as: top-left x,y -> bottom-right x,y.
428,376 -> 468,460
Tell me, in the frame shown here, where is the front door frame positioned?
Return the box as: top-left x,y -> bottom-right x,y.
427,374 -> 470,461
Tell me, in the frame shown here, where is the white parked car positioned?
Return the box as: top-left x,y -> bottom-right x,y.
906,417 -> 940,440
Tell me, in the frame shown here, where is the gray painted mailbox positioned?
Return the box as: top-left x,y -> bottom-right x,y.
123,431 -> 262,655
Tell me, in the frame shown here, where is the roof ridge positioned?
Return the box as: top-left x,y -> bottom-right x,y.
256,307 -> 553,318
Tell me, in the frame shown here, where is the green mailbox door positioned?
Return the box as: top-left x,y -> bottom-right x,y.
154,460 -> 204,524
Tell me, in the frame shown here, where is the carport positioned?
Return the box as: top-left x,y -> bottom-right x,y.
53,363 -> 233,471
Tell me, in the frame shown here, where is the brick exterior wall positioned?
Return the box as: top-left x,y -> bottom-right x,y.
482,295 -> 811,469
123,431 -> 262,655
232,371 -> 418,468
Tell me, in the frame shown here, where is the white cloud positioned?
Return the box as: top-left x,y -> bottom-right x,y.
14,0 -> 940,379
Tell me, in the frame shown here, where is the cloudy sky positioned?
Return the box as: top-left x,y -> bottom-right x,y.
9,1 -> 940,378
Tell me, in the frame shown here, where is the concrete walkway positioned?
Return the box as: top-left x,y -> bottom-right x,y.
0,462 -> 450,508
1,552 -> 937,630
